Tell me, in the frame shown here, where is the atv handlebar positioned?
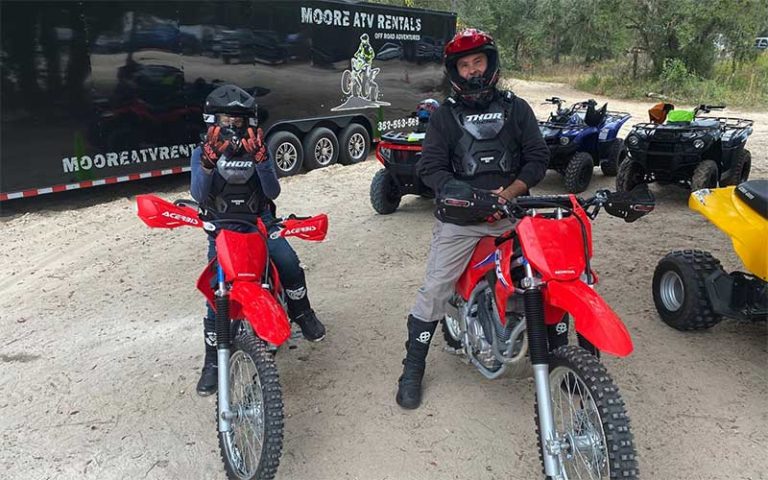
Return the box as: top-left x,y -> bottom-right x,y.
695,104 -> 726,115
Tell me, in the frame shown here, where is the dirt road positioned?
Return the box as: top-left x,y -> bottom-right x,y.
1,79 -> 766,480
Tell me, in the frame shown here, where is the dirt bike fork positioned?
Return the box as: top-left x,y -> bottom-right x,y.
522,262 -> 565,479
215,265 -> 234,434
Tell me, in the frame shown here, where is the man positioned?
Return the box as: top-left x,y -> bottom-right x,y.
191,84 -> 326,396
395,29 -> 550,409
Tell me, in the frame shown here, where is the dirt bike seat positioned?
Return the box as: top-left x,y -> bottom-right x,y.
736,180 -> 768,220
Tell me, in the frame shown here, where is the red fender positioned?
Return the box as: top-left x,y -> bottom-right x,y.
545,280 -> 633,357
230,282 -> 291,346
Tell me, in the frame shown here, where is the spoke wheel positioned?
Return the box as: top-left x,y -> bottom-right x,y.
535,346 -> 638,480
218,334 -> 283,480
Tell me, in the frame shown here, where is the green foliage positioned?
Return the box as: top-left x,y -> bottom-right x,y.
574,52 -> 768,108
659,58 -> 696,91
367,0 -> 768,107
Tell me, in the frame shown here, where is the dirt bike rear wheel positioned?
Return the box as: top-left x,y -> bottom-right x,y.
218,333 -> 284,480
535,346 -> 638,479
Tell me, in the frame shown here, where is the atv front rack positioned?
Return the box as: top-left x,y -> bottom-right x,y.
380,130 -> 425,145
539,109 -> 631,129
633,117 -> 754,134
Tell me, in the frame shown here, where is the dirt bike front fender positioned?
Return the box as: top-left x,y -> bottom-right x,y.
230,282 -> 291,346
545,280 -> 633,357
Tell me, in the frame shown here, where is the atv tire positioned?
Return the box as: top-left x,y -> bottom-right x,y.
600,138 -> 626,177
652,250 -> 724,331
720,148 -> 751,186
616,158 -> 646,192
563,152 -> 594,193
690,159 -> 719,191
370,169 -> 401,214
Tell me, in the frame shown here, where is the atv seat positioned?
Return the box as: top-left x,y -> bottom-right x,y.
691,118 -> 720,128
736,180 -> 768,220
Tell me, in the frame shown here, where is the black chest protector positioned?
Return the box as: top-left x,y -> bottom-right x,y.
449,92 -> 519,180
206,156 -> 267,215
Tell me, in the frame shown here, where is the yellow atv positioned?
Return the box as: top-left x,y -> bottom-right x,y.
652,180 -> 768,330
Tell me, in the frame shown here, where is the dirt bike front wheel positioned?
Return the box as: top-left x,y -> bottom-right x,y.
536,346 -> 638,479
218,333 -> 284,480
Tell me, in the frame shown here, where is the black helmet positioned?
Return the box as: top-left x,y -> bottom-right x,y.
444,29 -> 500,109
435,179 -> 500,225
203,84 -> 258,127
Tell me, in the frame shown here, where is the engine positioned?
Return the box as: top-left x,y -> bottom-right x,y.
445,281 -> 528,378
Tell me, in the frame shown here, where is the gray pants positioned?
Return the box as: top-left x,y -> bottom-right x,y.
410,219 -> 516,323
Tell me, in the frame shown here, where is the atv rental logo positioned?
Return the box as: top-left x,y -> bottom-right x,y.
62,143 -> 197,173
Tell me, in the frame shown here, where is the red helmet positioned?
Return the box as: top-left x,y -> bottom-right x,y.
444,29 -> 500,107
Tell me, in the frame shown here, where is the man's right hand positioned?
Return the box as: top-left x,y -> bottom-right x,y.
201,126 -> 231,169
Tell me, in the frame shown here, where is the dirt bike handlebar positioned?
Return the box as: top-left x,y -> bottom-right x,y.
496,185 -> 655,223
170,198 -> 323,239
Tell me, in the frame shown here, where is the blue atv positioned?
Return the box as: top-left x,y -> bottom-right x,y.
538,97 -> 631,193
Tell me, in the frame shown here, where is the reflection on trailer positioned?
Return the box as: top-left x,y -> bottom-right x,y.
0,0 -> 456,200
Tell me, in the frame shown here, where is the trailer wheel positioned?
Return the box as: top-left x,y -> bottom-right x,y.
338,124 -> 370,165
268,131 -> 303,177
303,128 -> 339,171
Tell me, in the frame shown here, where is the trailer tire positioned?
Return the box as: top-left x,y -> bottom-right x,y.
303,128 -> 339,171
268,131 -> 303,177
338,124 -> 370,165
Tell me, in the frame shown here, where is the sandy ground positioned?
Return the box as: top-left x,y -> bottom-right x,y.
1,79 -> 767,480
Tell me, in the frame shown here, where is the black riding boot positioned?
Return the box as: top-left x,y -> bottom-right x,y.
396,315 -> 438,409
196,317 -> 218,396
293,309 -> 326,342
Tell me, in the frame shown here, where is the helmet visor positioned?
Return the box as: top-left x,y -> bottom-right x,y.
216,114 -> 246,128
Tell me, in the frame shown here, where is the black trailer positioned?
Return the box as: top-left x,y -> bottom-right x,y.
0,0 -> 455,200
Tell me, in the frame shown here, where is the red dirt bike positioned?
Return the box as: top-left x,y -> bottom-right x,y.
439,187 -> 654,479
136,194 -> 328,480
